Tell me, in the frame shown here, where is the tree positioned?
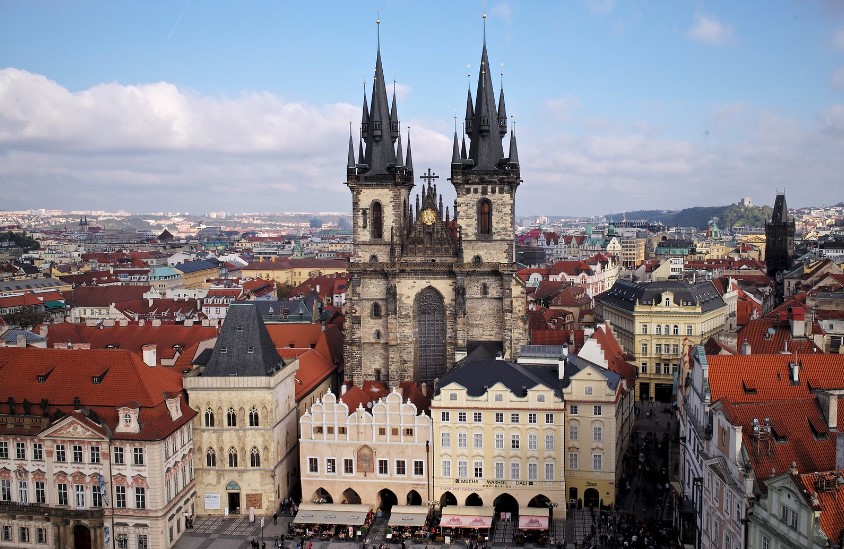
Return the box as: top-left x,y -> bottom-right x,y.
276,283 -> 295,300
3,308 -> 48,330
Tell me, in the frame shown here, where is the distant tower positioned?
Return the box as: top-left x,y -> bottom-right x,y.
765,192 -> 795,281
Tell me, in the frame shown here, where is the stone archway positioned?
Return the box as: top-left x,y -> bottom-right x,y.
342,488 -> 361,505
311,487 -> 333,504
584,488 -> 600,509
465,493 -> 483,506
378,488 -> 398,511
493,492 -> 519,520
440,491 -> 458,508
73,524 -> 92,549
406,490 -> 422,505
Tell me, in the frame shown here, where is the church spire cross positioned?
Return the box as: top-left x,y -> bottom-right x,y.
419,168 -> 439,186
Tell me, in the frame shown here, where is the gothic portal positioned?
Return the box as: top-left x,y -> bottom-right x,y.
343,22 -> 528,385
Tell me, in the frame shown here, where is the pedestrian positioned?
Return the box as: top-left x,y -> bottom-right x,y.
274,512 -> 278,525
262,542 -> 267,549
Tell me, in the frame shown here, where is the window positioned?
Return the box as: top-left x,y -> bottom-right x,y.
250,448 -> 261,467
33,443 -> 43,461
133,447 -> 144,465
1,526 -> 10,542
511,413 -> 520,423
74,484 -> 85,508
55,444 -> 65,462
458,461 -> 468,478
495,412 -> 504,423
545,462 -> 555,480
545,434 -> 555,451
115,486 -> 126,508
642,324 -> 648,334
762,535 -> 770,549
584,386 -> 593,396
371,201 -> 383,239
473,433 -> 483,448
441,432 -> 451,448
19,528 -> 29,543
57,483 -> 68,506
458,412 -> 467,422
228,448 -> 238,468
593,405 -> 602,416
570,405 -> 578,415
511,434 -> 520,449
569,424 -> 579,441
478,199 -> 492,235
641,363 -> 648,374
449,393 -> 457,401
308,457 -> 318,473
458,433 -> 467,448
528,462 -> 538,480
655,344 -> 662,354
664,324 -> 670,333
114,446 -> 124,464
545,413 -> 554,424
326,458 -> 336,474
495,393 -> 503,402
204,407 -> 215,427
116,534 -> 128,548
343,459 -> 354,474
92,484 -> 103,507
641,342 -> 648,355
15,442 -> 25,460
495,462 -> 504,479
495,433 -> 504,449
510,462 -> 520,480
18,480 -> 27,503
226,407 -> 237,427
392,460 -> 405,475
528,433 -> 538,450
249,406 -> 259,426
473,461 -> 483,478
473,412 -> 482,422
0,479 -> 9,503
593,426 -> 603,442
414,460 -> 424,476
378,459 -> 388,475
672,344 -> 679,355
687,325 -> 693,336
371,302 -> 382,318
441,411 -> 450,422
655,324 -> 662,335
206,448 -> 216,467
36,528 -> 46,544
135,487 -> 146,509
592,453 -> 602,471
90,446 -> 101,464
673,325 -> 679,335
35,481 -> 45,504
441,460 -> 451,477
528,413 -> 537,424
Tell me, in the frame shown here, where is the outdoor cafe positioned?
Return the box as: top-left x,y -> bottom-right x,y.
437,505 -> 494,542
292,503 -> 371,541
387,505 -> 430,542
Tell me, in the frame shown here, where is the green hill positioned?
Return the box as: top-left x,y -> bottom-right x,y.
614,203 -> 773,230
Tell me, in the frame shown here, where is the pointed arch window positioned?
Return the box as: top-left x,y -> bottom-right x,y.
226,407 -> 237,427
371,202 -> 383,240
372,302 -> 382,318
250,447 -> 261,467
249,406 -> 259,427
206,448 -> 216,467
415,287 -> 446,385
478,199 -> 492,236
228,447 -> 238,468
204,408 -> 215,427
481,283 -> 489,296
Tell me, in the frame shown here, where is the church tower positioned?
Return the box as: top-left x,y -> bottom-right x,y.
765,191 -> 795,288
344,18 -> 527,387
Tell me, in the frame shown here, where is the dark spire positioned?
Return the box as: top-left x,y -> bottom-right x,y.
464,89 -> 474,136
358,137 -> 365,166
390,84 -> 400,141
405,130 -> 413,172
772,192 -> 789,224
360,90 -> 369,140
508,129 -> 519,166
452,131 -> 461,164
347,125 -> 356,169
461,133 -> 468,160
395,130 -> 404,168
497,87 -> 508,137
466,37 -> 505,169
363,20 -> 398,175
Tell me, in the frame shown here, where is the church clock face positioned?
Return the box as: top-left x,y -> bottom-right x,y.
421,208 -> 436,225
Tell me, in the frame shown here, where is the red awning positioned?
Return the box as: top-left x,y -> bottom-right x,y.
439,514 -> 493,529
518,515 -> 549,530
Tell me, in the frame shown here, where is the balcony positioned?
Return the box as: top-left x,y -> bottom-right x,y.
0,501 -> 106,521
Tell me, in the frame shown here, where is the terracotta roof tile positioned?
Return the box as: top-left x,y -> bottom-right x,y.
796,470 -> 844,542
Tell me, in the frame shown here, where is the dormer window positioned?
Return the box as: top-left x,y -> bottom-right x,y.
247,346 -> 255,354
123,413 -> 131,426
221,347 -> 227,354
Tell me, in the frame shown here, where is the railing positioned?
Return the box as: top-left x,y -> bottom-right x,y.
0,501 -> 106,520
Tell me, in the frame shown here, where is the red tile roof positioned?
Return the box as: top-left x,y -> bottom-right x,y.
68,285 -> 151,307
796,470 -> 844,543
590,323 -> 636,388
294,349 -> 338,401
707,354 -> 844,403
735,316 -> 820,355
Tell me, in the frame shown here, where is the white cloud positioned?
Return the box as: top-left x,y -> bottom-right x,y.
490,3 -> 513,25
686,14 -> 733,46
543,96 -> 581,123
584,0 -> 616,15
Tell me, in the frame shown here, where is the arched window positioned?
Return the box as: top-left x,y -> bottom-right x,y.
249,406 -> 259,427
415,287 -> 446,385
664,325 -> 670,335
673,325 -> 679,335
655,325 -> 662,335
478,199 -> 492,236
374,330 -> 382,341
204,407 -> 215,427
206,448 -> 216,467
226,407 -> 237,427
481,283 -> 489,296
228,447 -> 238,468
250,447 -> 261,467
371,202 -> 383,239
372,302 -> 382,318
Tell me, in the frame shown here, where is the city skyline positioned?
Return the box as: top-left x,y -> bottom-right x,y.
2,1 -> 844,215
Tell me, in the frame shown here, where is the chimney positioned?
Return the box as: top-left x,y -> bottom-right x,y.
788,307 -> 806,339
420,383 -> 427,397
184,319 -> 193,327
39,325 -> 48,338
16,334 -> 27,347
148,298 -> 153,307
151,319 -> 161,327
341,384 -> 347,396
818,391 -> 838,431
138,319 -> 145,326
142,344 -> 157,367
789,361 -> 799,384
119,319 -> 128,327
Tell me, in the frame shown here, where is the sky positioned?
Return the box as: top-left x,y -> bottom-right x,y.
1,1 -> 844,217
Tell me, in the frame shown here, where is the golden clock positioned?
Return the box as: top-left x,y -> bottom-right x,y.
421,208 -> 436,225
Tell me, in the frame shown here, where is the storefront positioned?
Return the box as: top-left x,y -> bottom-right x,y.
292,504 -> 371,540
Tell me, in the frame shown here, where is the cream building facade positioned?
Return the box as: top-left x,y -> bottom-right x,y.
299,389 -> 433,508
595,280 -> 726,402
185,303 -> 299,517
431,359 -> 566,517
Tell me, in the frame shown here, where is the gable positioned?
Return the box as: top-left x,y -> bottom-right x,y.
41,415 -> 108,441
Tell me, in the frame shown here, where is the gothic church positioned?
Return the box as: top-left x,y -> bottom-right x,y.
344,22 -> 527,386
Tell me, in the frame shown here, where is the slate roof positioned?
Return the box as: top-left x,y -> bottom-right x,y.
0,277 -> 65,294
436,358 -> 562,399
173,259 -> 219,274
596,279 -> 725,313
201,303 -> 285,377
1,329 -> 46,345
563,353 -> 623,391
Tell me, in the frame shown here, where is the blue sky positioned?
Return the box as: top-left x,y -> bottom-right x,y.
1,0 -> 843,216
